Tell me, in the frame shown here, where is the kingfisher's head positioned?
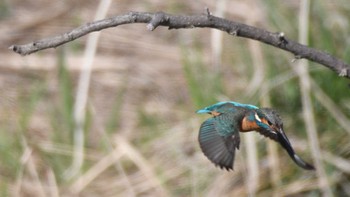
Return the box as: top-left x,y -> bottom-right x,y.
241,108 -> 290,144
250,108 -> 315,170
258,108 -> 284,133
241,108 -> 282,133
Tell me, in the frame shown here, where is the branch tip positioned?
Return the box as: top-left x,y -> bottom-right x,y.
9,45 -> 15,51
146,23 -> 155,31
291,55 -> 302,63
205,7 -> 211,17
228,28 -> 239,36
147,12 -> 168,31
9,45 -> 22,55
277,32 -> 288,45
278,32 -> 285,38
339,68 -> 347,77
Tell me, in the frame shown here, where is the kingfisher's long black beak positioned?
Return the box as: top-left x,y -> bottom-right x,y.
276,128 -> 315,170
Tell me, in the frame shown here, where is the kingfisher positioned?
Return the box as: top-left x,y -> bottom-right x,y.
196,101 -> 314,171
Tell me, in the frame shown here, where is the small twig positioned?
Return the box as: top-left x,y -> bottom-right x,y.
276,32 -> 288,46
9,11 -> 350,78
205,7 -> 211,17
146,12 -> 169,31
291,55 -> 303,62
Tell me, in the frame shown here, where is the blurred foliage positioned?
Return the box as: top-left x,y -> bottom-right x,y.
0,0 -> 10,19
181,46 -> 223,109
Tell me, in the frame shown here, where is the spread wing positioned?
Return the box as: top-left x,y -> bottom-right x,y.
198,114 -> 240,170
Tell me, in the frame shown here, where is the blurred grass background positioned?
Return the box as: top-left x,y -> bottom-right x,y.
1,0 -> 350,196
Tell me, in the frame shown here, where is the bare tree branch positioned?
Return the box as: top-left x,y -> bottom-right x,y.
9,11 -> 350,78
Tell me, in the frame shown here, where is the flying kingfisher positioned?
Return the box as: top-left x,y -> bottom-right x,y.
196,101 -> 314,171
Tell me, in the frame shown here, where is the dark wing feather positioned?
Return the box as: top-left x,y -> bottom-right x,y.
198,116 -> 240,170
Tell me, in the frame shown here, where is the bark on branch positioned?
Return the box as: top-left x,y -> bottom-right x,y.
9,11 -> 350,78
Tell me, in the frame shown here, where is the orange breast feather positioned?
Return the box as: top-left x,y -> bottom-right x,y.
241,117 -> 260,132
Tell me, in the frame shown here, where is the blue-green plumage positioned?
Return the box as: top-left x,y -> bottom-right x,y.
198,106 -> 247,170
199,118 -> 236,170
196,101 -> 258,114
197,101 -> 315,171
